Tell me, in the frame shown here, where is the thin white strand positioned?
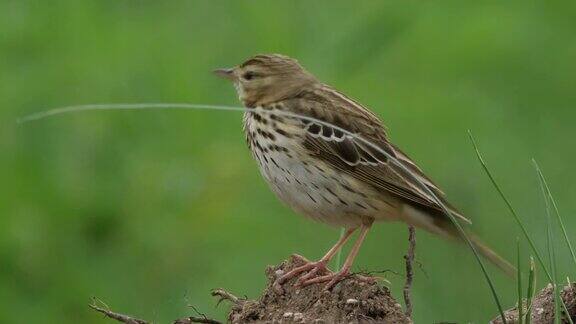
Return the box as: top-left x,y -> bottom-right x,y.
19,102 -> 454,215
16,103 -> 246,124
19,102 -> 474,245
19,102 -> 459,220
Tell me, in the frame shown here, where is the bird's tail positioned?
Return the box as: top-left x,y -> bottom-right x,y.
467,233 -> 516,277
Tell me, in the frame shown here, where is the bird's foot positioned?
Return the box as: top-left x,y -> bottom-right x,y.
299,268 -> 377,291
273,254 -> 332,294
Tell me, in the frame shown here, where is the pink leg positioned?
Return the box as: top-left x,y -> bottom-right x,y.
300,219 -> 375,290
273,228 -> 356,293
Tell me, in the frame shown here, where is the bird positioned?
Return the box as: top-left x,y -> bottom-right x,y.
214,54 -> 514,291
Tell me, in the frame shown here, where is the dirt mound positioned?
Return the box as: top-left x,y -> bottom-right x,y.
227,255 -> 410,324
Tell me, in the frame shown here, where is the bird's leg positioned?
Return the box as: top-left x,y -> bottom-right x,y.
294,228 -> 359,286
299,219 -> 375,290
273,228 -> 356,293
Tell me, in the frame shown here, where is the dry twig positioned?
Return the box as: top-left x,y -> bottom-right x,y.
403,225 -> 416,318
173,319 -> 220,324
173,305 -> 222,324
89,296 -> 223,324
89,297 -> 148,324
211,288 -> 241,306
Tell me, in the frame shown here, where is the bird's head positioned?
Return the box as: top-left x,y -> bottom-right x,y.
214,54 -> 318,107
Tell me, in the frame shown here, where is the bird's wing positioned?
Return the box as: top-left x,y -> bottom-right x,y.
281,88 -> 471,224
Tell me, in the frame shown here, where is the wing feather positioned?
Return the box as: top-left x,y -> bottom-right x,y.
279,90 -> 471,224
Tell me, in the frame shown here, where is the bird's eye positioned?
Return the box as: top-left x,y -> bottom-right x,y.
242,72 -> 256,80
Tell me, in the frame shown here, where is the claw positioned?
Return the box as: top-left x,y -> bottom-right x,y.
273,257 -> 332,293
300,269 -> 377,291
295,263 -> 331,286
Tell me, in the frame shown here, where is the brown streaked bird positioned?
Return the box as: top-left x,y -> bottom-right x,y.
214,54 -> 514,291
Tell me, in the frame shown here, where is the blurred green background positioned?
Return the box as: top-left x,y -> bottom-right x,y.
1,1 -> 575,322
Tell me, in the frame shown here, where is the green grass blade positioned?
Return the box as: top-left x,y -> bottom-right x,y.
537,162 -> 568,324
561,300 -> 574,324
532,159 -> 576,273
517,239 -> 524,324
547,214 -> 561,324
468,131 -> 552,282
444,217 -> 508,322
334,228 -> 345,270
525,257 -> 536,324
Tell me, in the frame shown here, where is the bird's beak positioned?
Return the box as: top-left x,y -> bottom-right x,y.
213,67 -> 236,81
